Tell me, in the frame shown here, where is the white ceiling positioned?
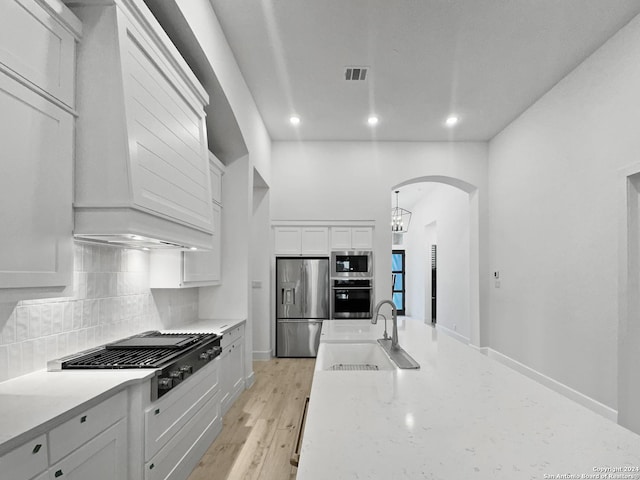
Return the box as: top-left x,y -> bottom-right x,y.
209,0 -> 640,142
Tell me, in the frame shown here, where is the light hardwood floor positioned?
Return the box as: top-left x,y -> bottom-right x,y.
188,358 -> 315,480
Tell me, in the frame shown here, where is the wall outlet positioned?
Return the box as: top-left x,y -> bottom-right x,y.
495,280 -> 501,288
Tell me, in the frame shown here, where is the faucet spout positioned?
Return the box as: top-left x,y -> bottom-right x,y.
372,299 -> 399,349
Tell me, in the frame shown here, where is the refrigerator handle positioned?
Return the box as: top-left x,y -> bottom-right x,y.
301,263 -> 307,314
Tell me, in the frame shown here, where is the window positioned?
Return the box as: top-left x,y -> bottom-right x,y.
392,250 -> 405,315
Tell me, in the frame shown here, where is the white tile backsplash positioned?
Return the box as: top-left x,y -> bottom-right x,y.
0,243 -> 200,382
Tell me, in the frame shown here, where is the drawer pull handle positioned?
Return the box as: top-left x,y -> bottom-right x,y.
32,444 -> 42,454
55,470 -> 64,477
155,408 -> 160,415
290,396 -> 310,467
80,415 -> 87,423
150,463 -> 155,470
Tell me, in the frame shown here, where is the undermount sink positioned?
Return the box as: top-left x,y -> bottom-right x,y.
315,341 -> 396,371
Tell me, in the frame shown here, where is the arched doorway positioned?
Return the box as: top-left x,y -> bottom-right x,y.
392,175 -> 482,347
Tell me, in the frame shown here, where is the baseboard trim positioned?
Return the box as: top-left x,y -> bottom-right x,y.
253,350 -> 272,361
482,347 -> 617,422
435,324 -> 470,344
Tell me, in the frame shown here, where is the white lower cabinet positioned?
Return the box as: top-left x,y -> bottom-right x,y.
48,420 -> 127,480
0,434 -> 48,480
0,391 -> 127,480
144,360 -> 222,480
220,325 -> 246,415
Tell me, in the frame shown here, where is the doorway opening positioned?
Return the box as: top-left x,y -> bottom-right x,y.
392,175 -> 481,346
392,250 -> 406,315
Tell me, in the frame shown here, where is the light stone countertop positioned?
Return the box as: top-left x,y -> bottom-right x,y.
163,317 -> 246,336
0,317 -> 245,456
0,369 -> 154,456
297,319 -> 640,479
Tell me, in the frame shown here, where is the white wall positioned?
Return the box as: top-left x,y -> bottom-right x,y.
270,141 -> 488,346
173,0 -> 272,373
402,184 -> 470,340
488,12 -> 640,416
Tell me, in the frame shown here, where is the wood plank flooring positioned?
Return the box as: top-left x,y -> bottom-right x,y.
188,358 -> 315,480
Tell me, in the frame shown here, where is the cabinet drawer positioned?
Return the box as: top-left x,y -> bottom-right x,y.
221,324 -> 244,349
0,434 -> 48,480
145,391 -> 221,480
48,390 -> 127,464
145,360 -> 220,461
0,0 -> 77,107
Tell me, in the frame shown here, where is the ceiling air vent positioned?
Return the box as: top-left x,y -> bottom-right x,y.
345,66 -> 368,81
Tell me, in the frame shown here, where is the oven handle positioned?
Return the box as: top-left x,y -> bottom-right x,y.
332,286 -> 372,290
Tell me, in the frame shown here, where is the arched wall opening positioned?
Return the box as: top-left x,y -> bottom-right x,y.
393,175 -> 481,347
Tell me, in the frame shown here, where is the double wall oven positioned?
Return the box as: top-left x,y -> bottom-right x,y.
330,251 -> 373,319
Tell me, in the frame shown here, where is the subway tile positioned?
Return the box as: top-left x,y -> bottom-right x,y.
0,346 -> 8,382
63,302 -> 73,332
33,338 -> 47,370
57,334 -> 68,358
28,305 -> 42,339
45,336 -> 58,362
82,300 -> 92,328
52,303 -> 63,334
21,340 -> 34,373
72,301 -> 83,330
8,344 -> 22,378
40,304 -> 53,337
2,309 -> 17,345
90,300 -> 100,327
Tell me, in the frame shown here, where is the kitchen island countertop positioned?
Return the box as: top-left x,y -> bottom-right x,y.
297,319 -> 640,479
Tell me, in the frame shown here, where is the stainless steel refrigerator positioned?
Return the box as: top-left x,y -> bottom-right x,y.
276,257 -> 329,357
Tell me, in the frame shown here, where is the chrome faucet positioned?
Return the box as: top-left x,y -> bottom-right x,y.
372,299 -> 399,349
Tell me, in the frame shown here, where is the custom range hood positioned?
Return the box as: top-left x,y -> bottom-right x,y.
69,0 -> 214,250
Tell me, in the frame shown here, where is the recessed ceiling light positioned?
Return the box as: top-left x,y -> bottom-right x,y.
190,247 -> 198,251
445,115 -> 459,127
289,115 -> 301,125
367,115 -> 379,126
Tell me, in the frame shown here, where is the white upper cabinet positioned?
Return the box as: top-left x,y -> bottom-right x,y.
274,227 -> 329,256
0,0 -> 80,296
330,227 -> 373,250
0,0 -> 80,108
149,153 -> 224,288
67,0 -> 214,249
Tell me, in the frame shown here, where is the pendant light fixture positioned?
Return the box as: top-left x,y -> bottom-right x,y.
391,190 -> 411,233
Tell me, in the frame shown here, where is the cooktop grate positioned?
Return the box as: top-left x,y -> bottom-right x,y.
61,347 -> 186,369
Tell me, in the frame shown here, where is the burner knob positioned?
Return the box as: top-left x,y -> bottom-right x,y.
206,348 -> 216,359
158,378 -> 173,390
180,365 -> 193,374
169,370 -> 183,380
199,352 -> 209,361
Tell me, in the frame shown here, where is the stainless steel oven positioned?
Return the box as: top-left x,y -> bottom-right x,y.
331,279 -> 373,319
331,251 -> 373,278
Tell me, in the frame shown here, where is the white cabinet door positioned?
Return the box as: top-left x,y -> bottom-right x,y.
183,203 -> 221,285
220,334 -> 245,415
330,227 -> 352,250
301,228 -> 329,255
274,227 -> 302,255
351,227 -> 373,249
48,420 -> 127,480
0,0 -> 78,107
0,434 -> 48,480
0,72 -> 73,290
